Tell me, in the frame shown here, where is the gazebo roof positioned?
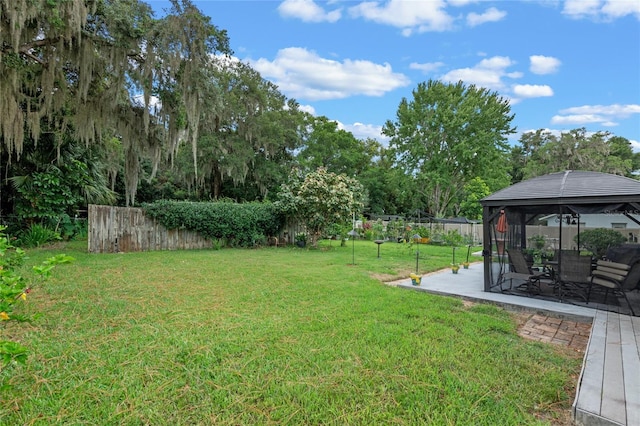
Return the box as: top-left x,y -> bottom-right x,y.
481,170 -> 640,207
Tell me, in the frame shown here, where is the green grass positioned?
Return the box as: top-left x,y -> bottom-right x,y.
1,240 -> 582,425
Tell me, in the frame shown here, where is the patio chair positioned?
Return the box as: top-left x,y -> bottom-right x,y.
587,259 -> 638,316
503,249 -> 550,293
556,252 -> 593,301
551,249 -> 580,260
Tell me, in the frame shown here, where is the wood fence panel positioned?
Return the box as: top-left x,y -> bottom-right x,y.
88,204 -> 212,253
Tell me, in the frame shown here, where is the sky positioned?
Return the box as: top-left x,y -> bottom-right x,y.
147,0 -> 640,150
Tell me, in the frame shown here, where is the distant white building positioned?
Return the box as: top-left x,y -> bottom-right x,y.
540,213 -> 640,229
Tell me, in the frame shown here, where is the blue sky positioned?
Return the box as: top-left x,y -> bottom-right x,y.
148,0 -> 640,150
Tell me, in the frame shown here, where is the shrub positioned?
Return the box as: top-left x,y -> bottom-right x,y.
575,228 -> 627,258
55,214 -> 88,241
0,227 -> 73,386
443,229 -> 464,247
211,238 -> 225,250
416,226 -> 431,238
528,234 -> 546,250
276,168 -> 365,247
17,224 -> 61,248
143,200 -> 285,248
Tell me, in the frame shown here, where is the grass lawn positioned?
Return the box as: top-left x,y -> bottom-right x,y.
1,239 -> 583,425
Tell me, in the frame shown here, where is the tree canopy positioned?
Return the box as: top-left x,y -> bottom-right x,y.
277,168 -> 365,247
297,116 -> 378,177
383,80 -> 515,218
167,60 -> 309,201
513,128 -> 638,181
1,0 -> 231,204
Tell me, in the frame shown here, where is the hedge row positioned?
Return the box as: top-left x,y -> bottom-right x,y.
142,200 -> 285,247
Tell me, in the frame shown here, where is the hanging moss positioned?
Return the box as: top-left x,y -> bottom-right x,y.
0,0 -> 231,205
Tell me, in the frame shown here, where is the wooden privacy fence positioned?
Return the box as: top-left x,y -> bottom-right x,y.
88,204 -> 213,253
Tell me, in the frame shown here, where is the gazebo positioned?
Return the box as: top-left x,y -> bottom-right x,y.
480,170 -> 640,308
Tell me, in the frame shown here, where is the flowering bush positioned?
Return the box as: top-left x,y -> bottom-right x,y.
0,227 -> 73,382
277,168 -> 365,247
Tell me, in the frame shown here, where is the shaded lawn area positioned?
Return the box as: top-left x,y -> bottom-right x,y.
1,240 -> 582,425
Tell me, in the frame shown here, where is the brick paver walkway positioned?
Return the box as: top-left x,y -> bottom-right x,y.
518,313 -> 592,351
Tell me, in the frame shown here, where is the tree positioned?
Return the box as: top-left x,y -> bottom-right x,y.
297,117 -> 376,176
458,177 -> 491,220
383,80 -> 514,218
517,128 -> 637,179
277,168 -> 365,247
297,118 -> 410,215
358,146 -> 417,216
5,133 -> 117,233
160,60 -> 309,202
0,0 -> 232,205
508,145 -> 527,184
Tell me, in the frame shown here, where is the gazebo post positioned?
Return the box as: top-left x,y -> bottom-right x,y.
558,205 -> 564,277
482,205 -> 492,292
520,212 -> 527,250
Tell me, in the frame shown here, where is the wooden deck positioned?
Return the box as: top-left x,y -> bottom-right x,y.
573,310 -> 640,426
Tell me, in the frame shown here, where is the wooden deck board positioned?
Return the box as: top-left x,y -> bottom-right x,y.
621,315 -> 640,426
575,312 -> 606,418
574,310 -> 640,426
601,313 -> 626,424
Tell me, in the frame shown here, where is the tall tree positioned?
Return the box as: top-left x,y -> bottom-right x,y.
518,128 -> 637,179
0,0 -> 231,205
168,60 -> 309,201
297,117 -> 376,177
358,146 -> 416,216
383,80 -> 514,218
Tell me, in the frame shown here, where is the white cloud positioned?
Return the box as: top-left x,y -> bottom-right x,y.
348,0 -> 454,33
551,104 -> 640,126
478,56 -> 514,70
440,56 -> 517,91
278,0 -> 342,23
602,0 -> 640,19
298,104 -> 316,115
559,104 -> 640,118
466,7 -> 507,27
409,61 -> 445,73
563,0 -> 601,17
563,0 -> 640,20
530,55 -> 561,74
341,122 -> 390,145
448,0 -> 476,6
512,84 -> 554,98
250,47 -> 410,101
551,114 -> 609,125
439,56 -> 562,104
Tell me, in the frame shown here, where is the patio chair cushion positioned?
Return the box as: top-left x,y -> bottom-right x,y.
588,260 -> 636,316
